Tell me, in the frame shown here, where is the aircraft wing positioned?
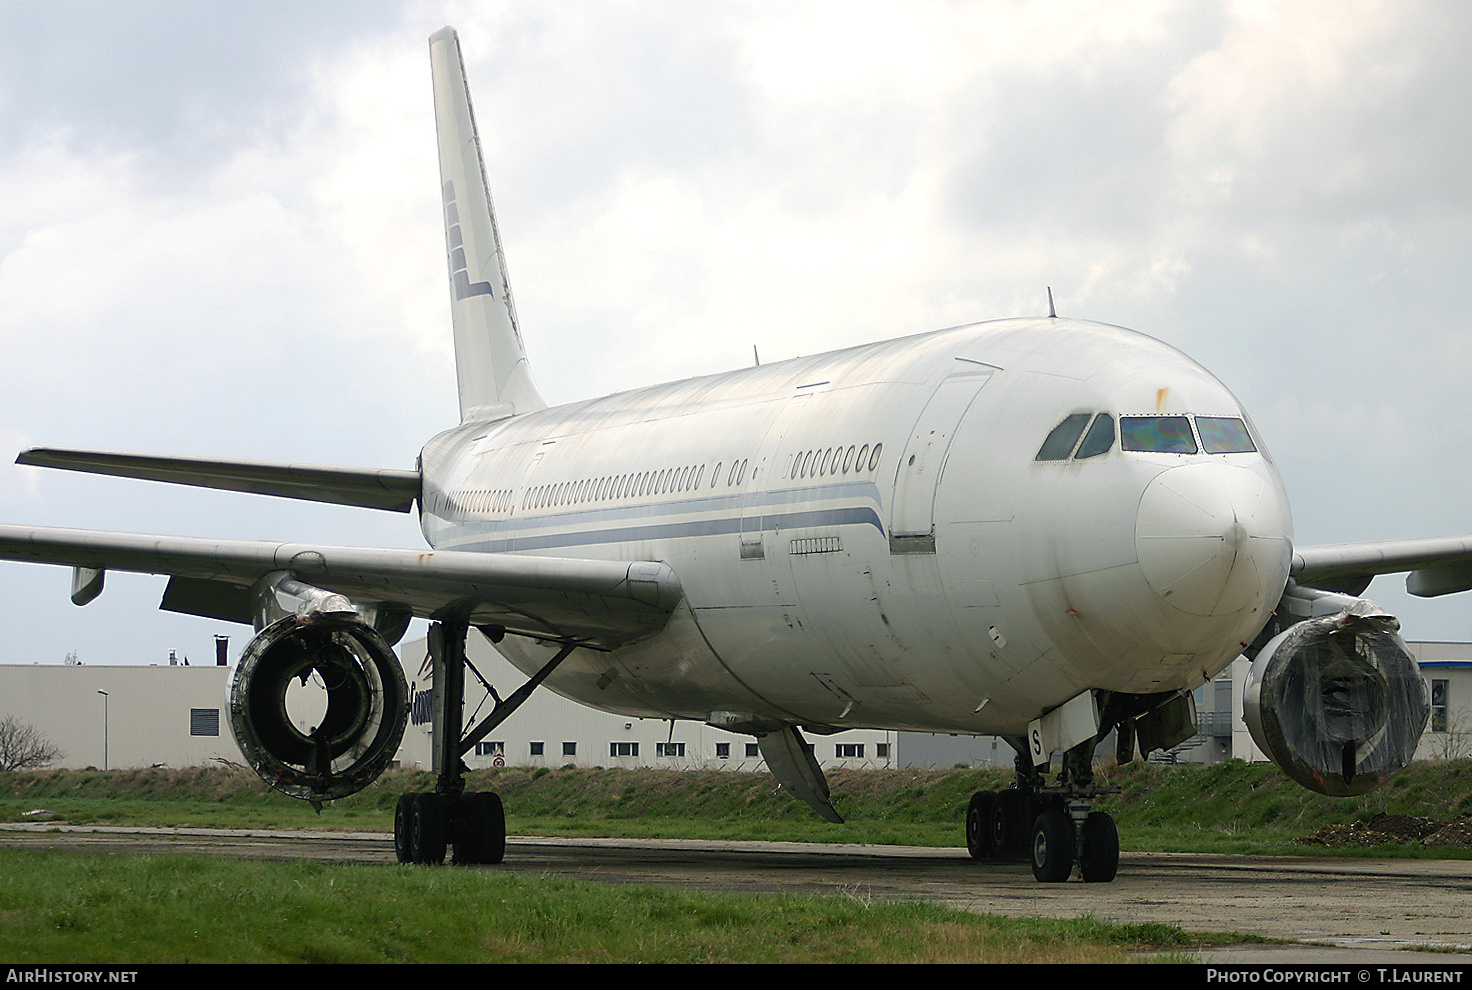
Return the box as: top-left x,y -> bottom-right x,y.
1293,534 -> 1472,598
0,524 -> 682,649
16,448 -> 420,512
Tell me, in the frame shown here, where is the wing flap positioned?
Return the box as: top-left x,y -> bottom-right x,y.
16,448 -> 420,513
0,524 -> 682,648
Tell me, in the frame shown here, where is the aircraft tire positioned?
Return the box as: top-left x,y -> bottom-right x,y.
989,790 -> 1024,858
410,792 -> 448,865
393,793 -> 416,864
1030,809 -> 1074,883
965,791 -> 995,860
1078,810 -> 1119,883
454,791 -> 506,865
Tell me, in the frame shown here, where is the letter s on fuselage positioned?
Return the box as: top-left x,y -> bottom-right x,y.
415,317 -> 1293,737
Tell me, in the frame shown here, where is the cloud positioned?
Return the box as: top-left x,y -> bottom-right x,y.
2,0 -> 1472,666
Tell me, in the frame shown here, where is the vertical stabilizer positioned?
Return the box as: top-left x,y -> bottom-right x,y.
429,27 -> 546,422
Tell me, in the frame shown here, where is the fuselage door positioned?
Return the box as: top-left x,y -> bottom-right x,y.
739,393 -> 813,559
889,369 -> 994,551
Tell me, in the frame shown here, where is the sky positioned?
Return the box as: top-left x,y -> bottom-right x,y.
1,0 -> 1471,667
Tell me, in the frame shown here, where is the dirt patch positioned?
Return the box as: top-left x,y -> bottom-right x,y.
1299,813 -> 1472,847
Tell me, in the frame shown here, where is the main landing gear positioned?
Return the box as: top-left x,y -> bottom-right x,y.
393,617 -> 577,866
965,736 -> 1120,883
395,789 -> 506,865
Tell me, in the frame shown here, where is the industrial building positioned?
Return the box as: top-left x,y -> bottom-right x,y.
1,639 -> 1467,774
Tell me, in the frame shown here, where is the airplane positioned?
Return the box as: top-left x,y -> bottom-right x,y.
0,25 -> 1464,882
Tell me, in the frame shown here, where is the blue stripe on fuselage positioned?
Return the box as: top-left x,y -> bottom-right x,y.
431,481 -> 885,554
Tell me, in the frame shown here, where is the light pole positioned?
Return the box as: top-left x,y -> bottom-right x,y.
96,690 -> 108,771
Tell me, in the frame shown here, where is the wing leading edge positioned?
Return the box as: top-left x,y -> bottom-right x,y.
0,524 -> 682,650
1294,534 -> 1472,598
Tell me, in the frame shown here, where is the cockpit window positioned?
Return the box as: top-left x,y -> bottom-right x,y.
1035,413 -> 1091,461
1197,416 -> 1257,454
1120,416 -> 1197,454
1074,413 -> 1115,459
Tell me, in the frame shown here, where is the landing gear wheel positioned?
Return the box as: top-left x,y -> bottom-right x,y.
393,793 -> 415,863
1078,810 -> 1119,883
454,792 -> 506,865
1030,809 -> 1075,883
409,792 -> 447,865
965,791 -> 995,860
990,789 -> 1024,859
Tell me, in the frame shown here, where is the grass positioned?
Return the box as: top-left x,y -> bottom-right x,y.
7,760 -> 1472,856
4,763 -> 1377,963
0,848 -> 1213,963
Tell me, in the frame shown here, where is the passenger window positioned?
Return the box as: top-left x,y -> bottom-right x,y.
1075,414 -> 1115,459
1197,416 -> 1257,454
1036,413 -> 1091,461
868,443 -> 882,472
1120,416 -> 1197,454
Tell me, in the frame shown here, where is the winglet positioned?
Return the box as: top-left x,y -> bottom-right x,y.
429,27 -> 547,423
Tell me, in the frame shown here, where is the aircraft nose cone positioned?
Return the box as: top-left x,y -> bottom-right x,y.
1135,463 -> 1290,617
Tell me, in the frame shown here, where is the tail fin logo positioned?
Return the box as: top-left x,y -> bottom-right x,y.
442,181 -> 495,301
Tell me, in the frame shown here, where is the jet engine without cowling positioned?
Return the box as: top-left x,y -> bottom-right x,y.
1244,589 -> 1428,797
228,577 -> 409,802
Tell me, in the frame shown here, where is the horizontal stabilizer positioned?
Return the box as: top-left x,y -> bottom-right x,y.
16,448 -> 420,513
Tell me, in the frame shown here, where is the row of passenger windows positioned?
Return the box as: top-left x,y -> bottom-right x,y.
427,460 -> 757,519
518,458 -> 753,514
428,487 -> 515,517
433,440 -> 886,520
783,442 -> 883,481
1036,413 -> 1257,461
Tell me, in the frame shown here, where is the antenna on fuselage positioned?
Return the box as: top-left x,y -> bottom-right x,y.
753,345 -> 761,367
1047,287 -> 1057,318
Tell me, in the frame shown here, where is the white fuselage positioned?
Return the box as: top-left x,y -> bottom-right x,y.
415,318 -> 1293,737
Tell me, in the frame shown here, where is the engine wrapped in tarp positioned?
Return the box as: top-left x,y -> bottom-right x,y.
1243,600 -> 1428,797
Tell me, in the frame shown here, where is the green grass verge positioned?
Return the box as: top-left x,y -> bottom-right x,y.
5,760 -> 1472,856
0,849 -> 1216,963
